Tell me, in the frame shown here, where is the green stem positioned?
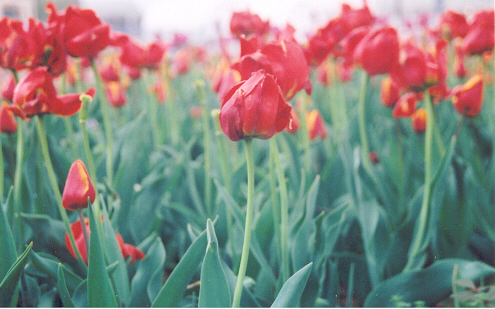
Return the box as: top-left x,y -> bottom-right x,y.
358,71 -> 372,173
195,80 -> 212,216
146,69 -> 162,148
61,73 -> 78,159
403,91 -> 435,272
35,116 -> 86,269
0,137 -> 4,200
79,94 -> 100,217
298,96 -> 311,176
232,139 -> 255,308
90,58 -> 114,186
271,137 -> 290,284
12,120 -> 23,250
269,139 -> 281,278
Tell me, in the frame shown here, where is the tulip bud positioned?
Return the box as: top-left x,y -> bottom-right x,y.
0,101 -> 17,134
411,108 -> 427,133
451,74 -> 483,117
62,159 -> 96,211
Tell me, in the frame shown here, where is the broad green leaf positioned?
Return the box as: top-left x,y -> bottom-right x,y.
0,188 -> 16,281
129,236 -> 166,307
0,242 -> 32,306
364,259 -> 495,307
57,264 -> 75,307
271,262 -> 313,308
29,251 -> 82,292
101,206 -> 131,306
198,219 -> 230,307
72,279 -> 88,307
151,227 -> 208,307
87,204 -> 118,307
20,271 -> 40,306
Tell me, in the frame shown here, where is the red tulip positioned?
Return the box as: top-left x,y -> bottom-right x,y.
392,93 -> 417,118
380,77 -> 401,107
411,108 -> 427,133
10,67 -> 94,118
62,159 -> 96,211
339,1 -> 375,30
338,26 -> 370,67
306,17 -> 350,65
219,70 -> 291,141
451,74 -> 483,117
66,218 -> 145,265
353,26 -> 399,76
173,48 -> 191,75
438,10 -> 469,39
116,234 -> 145,265
0,101 -> 17,134
118,37 -> 165,70
1,75 -> 15,101
105,81 -> 127,107
99,58 -> 121,82
306,109 -> 327,140
211,58 -> 241,102
232,39 -> 312,100
229,11 -> 270,38
285,108 -> 300,134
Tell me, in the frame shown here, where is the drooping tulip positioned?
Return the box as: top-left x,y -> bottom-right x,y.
219,70 -> 291,141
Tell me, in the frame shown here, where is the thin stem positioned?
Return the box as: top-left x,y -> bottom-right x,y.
269,139 -> 281,278
272,137 -> 290,284
146,69 -> 162,148
232,139 -> 255,308
90,58 -> 114,186
12,120 -> 23,250
298,95 -> 311,176
35,116 -> 86,269
195,80 -> 212,216
0,137 -> 4,200
358,71 -> 372,173
61,73 -> 78,159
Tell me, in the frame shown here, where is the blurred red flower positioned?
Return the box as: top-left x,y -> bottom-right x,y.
411,107 -> 427,133
0,75 -> 15,101
392,92 -> 417,118
380,76 -> 401,107
353,26 -> 399,76
229,11 -> 270,38
0,101 -> 17,134
438,10 -> 469,39
219,70 -> 291,141
105,81 -> 127,107
306,109 -> 327,140
451,74 -> 484,117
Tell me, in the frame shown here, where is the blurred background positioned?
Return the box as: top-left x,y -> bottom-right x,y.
1,0 -> 493,45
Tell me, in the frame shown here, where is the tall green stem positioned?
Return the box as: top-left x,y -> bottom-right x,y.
271,137 -> 290,284
90,58 -> 114,186
0,137 -> 4,200
195,80 -> 212,215
35,116 -> 86,268
232,139 -> 255,308
358,71 -> 372,173
403,91 -> 435,272
146,69 -> 162,148
269,139 -> 281,277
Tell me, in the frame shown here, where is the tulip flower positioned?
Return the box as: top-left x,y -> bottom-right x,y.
173,48 -> 191,75
66,218 -> 145,265
451,74 -> 484,117
392,93 -> 417,118
306,109 -> 328,140
389,40 -> 426,91
380,76 -> 401,107
211,58 -> 241,102
1,75 -> 15,101
232,39 -> 312,100
117,36 -> 166,70
0,101 -> 17,134
438,10 -> 469,39
353,26 -> 399,76
285,108 -> 300,134
10,67 -> 95,119
219,70 -> 291,141
62,159 -> 96,211
411,108 -> 427,133
306,17 -> 350,65
99,58 -> 121,82
105,81 -> 127,107
229,11 -> 270,38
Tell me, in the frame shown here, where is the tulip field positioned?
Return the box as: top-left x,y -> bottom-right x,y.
0,1 -> 495,307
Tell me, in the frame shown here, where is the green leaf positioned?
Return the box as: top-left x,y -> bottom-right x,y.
151,227 -> 208,307
129,236 -> 166,307
29,251 -> 82,292
101,206 -> 131,306
198,219 -> 231,308
0,242 -> 32,306
271,262 -> 313,308
0,188 -> 16,281
57,263 -> 75,307
72,279 -> 88,307
364,259 -> 495,307
87,204 -> 118,307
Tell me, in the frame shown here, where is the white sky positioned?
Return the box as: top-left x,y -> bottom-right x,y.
81,0 -> 493,44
